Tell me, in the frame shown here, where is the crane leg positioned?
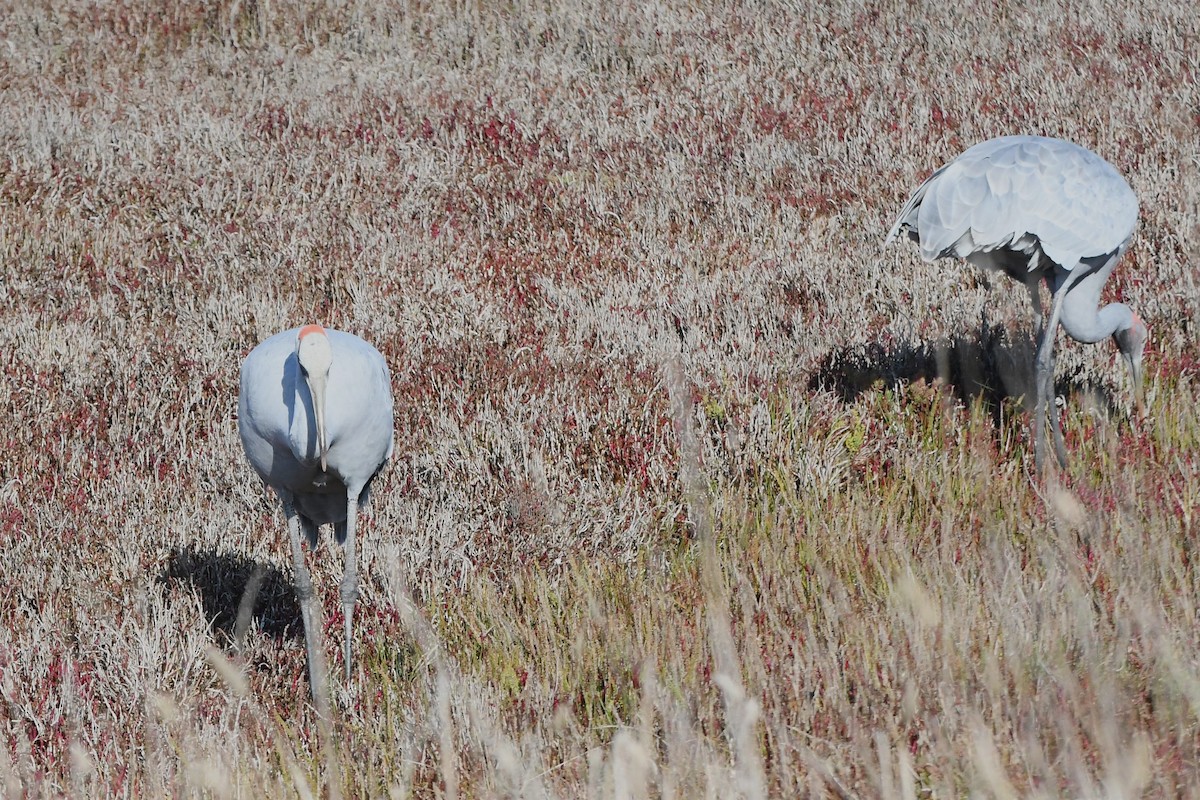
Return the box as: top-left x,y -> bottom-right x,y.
1024,273 -> 1044,341
284,497 -> 330,714
1032,329 -> 1051,472
1034,270 -> 1085,473
1031,289 -> 1051,471
1030,273 -> 1071,469
339,493 -> 361,686
1049,366 -> 1069,469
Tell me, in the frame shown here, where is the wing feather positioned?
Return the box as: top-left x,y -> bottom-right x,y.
887,136 -> 1138,270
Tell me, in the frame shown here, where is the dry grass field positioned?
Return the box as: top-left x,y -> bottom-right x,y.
1,0 -> 1198,796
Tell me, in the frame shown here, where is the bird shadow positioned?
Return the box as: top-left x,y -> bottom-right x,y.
808,321 -> 1121,420
158,545 -> 303,644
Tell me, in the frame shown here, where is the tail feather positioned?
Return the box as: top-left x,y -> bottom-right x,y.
885,180 -> 928,246
885,161 -> 953,247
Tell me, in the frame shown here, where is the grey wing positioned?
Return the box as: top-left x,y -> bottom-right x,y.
237,329 -> 300,480
887,137 -> 1137,270
372,350 -> 396,463
327,331 -> 395,471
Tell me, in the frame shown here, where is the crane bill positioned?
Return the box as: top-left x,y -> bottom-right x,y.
316,392 -> 328,472
295,325 -> 334,472
318,410 -> 328,472
306,370 -> 330,472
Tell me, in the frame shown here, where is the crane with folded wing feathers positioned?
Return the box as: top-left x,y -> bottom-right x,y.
886,135 -> 1147,471
238,324 -> 394,700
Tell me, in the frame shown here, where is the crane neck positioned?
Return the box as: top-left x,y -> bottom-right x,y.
1060,300 -> 1135,344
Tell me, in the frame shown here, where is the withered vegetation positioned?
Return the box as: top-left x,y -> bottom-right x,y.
1,1 -> 1197,796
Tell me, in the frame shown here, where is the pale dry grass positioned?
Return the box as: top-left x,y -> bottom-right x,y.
0,0 -> 1197,796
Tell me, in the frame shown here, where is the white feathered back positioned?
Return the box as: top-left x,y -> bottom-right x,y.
886,136 -> 1137,271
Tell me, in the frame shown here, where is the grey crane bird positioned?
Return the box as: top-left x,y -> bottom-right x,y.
885,135 -> 1147,470
239,324 -> 394,701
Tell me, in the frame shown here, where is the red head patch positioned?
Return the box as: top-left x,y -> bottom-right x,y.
298,324 -> 326,340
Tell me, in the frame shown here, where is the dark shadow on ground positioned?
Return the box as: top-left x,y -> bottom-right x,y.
159,546 -> 302,644
809,321 -> 1120,420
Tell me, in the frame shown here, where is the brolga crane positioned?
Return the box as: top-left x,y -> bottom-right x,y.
885,135 -> 1147,470
239,324 -> 394,698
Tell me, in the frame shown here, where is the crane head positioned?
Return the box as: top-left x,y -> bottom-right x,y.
296,325 -> 333,471
1113,312 -> 1147,420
